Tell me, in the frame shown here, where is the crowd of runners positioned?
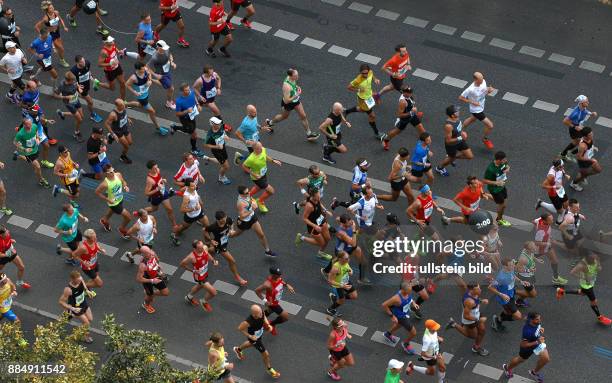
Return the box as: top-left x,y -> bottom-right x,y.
0,1 -> 609,383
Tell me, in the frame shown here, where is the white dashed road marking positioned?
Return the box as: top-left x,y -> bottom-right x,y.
355,52 -> 381,65
250,21 -> 272,34
371,331 -> 399,347
7,215 -> 33,229
548,53 -> 575,66
412,68 -> 439,81
403,15 -> 429,28
473,363 -> 504,380
489,37 -> 516,50
596,116 -> 612,129
274,29 -> 300,42
432,23 -> 457,36
301,37 -> 326,50
213,279 -> 240,296
441,76 -> 468,88
579,60 -> 606,73
518,45 -> 546,58
98,242 -> 119,258
34,224 -> 58,239
502,92 -> 529,105
347,1 -> 373,14
328,45 -> 353,57
532,100 -> 560,113
176,0 -> 195,10
461,31 -> 486,43
375,9 -> 400,21
321,0 -> 346,5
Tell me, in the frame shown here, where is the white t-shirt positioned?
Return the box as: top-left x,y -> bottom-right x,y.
461,80 -> 488,114
348,195 -> 378,227
421,330 -> 440,360
0,49 -> 25,80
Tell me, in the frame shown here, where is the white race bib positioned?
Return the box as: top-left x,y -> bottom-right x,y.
254,328 -> 264,339
138,84 -> 150,94
98,151 -> 107,162
496,173 -> 507,182
162,61 -> 171,73
78,72 -> 90,83
364,96 -> 375,109
214,134 -> 225,146
586,148 -> 594,159
556,186 -> 565,198
470,198 -> 481,210
220,234 -> 228,245
86,1 -> 97,9
424,206 -> 433,219
42,56 -> 52,67
188,107 -> 199,120
259,166 -> 267,176
144,45 -> 156,56
205,87 -> 217,99
316,215 -> 325,225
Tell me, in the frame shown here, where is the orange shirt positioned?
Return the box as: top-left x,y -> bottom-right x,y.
383,53 -> 410,79
455,183 -> 483,215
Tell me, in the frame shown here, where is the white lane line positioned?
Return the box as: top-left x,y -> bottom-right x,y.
371,331 -> 399,347
564,108 -> 573,116
196,5 -> 211,15
347,1 -> 373,14
176,0 -> 196,10
240,289 -> 302,315
508,374 -> 536,383
461,31 -> 485,43
532,100 -> 559,113
473,363 -> 503,380
304,309 -> 368,336
213,279 -> 240,296
432,24 -> 457,36
7,215 -> 33,229
355,52 -> 381,65
328,45 -> 353,57
98,242 -> 119,258
489,37 -> 516,50
403,16 -> 429,28
442,352 -> 454,364
34,224 -> 59,239
250,21 -> 272,34
579,60 -> 606,73
321,0 -> 346,6
548,53 -> 575,66
375,9 -> 400,21
180,270 -> 193,282
274,29 -> 299,42
518,45 -> 546,58
412,68 -> 439,81
595,116 -> 612,129
301,37 -> 326,50
441,76 -> 468,88
12,301 -> 254,383
502,92 -> 529,105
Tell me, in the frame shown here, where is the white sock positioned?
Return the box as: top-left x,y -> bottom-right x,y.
413,365 -> 427,375
539,201 -> 557,214
438,371 -> 446,382
125,51 -> 139,60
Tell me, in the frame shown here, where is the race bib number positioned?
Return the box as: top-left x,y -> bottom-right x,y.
470,199 -> 481,210
254,328 -> 264,339
220,234 -> 228,245
402,303 -> 410,313
119,114 -> 128,128
316,215 -> 325,225
75,291 -> 85,306
424,206 -> 433,219
496,173 -> 507,182
1,297 -> 12,310
556,186 -> 565,198
214,135 -> 225,146
205,87 -> 217,99
14,66 -> 23,78
79,72 -> 90,83
42,56 -> 52,67
162,61 -> 171,73
195,264 -> 208,276
144,45 -> 156,56
586,148 -> 594,159
71,220 -> 78,233
86,255 -> 98,267
98,151 -> 106,162
25,138 -> 36,148
138,84 -> 150,95
69,93 -> 79,104
364,96 -> 375,109
188,107 -> 199,120
259,166 -> 267,176
341,273 -> 349,285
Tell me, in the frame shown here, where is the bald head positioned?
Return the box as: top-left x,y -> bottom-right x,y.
473,72 -> 484,85
246,104 -> 257,117
114,98 -> 125,109
252,141 -> 263,154
332,102 -> 343,115
250,304 -> 263,317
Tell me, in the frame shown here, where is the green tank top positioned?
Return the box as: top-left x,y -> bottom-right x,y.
308,174 -> 325,191
207,344 -> 226,378
384,369 -> 401,383
579,260 -> 598,289
333,261 -> 351,286
284,77 -> 299,102
106,176 -> 124,207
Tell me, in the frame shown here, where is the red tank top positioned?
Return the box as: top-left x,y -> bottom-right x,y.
81,241 -> 100,270
103,46 -> 118,72
143,256 -> 160,279
192,250 -> 210,281
266,276 -> 284,306
534,218 -> 551,254
0,233 -> 13,253
416,194 -> 434,221
148,172 -> 162,198
209,4 -> 227,33
331,327 -> 348,351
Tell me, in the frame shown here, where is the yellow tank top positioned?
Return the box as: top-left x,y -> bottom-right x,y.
59,154 -> 78,185
207,344 -> 226,378
0,283 -> 13,314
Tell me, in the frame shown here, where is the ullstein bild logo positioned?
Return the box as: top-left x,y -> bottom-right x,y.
371,238 -> 492,275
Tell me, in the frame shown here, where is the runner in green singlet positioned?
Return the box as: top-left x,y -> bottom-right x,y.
94,163 -> 132,239
293,164 -> 327,214
384,359 -> 406,383
13,118 -> 50,188
326,251 -> 358,316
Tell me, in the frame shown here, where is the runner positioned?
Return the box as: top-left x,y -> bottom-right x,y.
254,267 -> 295,335
58,270 -> 95,343
381,281 -> 419,355
347,184 -> 383,269
406,319 -> 446,382
473,223 -> 502,272
378,147 -> 415,204
235,104 -> 270,163
203,210 -> 247,285
482,151 -> 511,227
180,240 -> 218,312
0,273 -> 18,323
233,304 -> 281,379
532,213 -> 567,285
28,28 -> 58,85
233,185 -> 277,258
445,281 -> 490,356
295,187 -> 333,259
570,127 -> 601,191
489,258 -> 535,332
345,64 -> 383,139
293,165 -> 327,215
171,83 -> 204,157
136,245 -> 169,314
154,0 -> 190,47
330,158 -> 370,210
173,152 -> 213,194
560,95 -> 597,163
320,102 -> 351,165
0,161 -> 12,216
410,132 -> 434,186
94,164 -> 132,238
381,87 -> 424,150
384,359 -> 406,383
0,7 -> 23,52
205,332 -> 235,383
502,312 -> 550,383
22,103 -> 56,167
70,55 -> 103,122
536,158 -> 570,225
135,13 -> 155,62
125,62 -> 169,136
82,126 -> 109,180
96,36 -> 127,101
71,229 -> 105,289
432,235 -> 468,293
53,71 -> 85,139
458,72 -> 496,149
66,0 -> 109,36
264,68 -> 319,141
241,142 -> 282,213
444,176 -> 492,225
326,317 -> 354,381
104,99 -> 134,163
226,0 -> 256,29
54,203 -> 87,266
173,178 -> 209,238
147,39 -> 176,109
406,184 -> 444,240
207,0 -> 232,58
193,65 -> 225,122
326,250 -> 358,316
125,209 -> 158,262
0,225 -> 30,289
515,242 -> 540,307
557,251 -> 611,325
434,105 -> 473,177
378,43 -> 411,98
13,117 -> 50,188
0,40 -> 26,103
52,146 -> 81,206
204,116 -> 232,185
322,214 -> 368,283
35,1 -> 69,68
558,199 -> 585,258
143,160 -> 177,229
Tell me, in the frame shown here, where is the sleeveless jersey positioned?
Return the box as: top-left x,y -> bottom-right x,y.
331,327 -> 348,352
143,256 -> 160,279
192,250 -> 210,281
307,198 -> 326,226
137,217 -> 154,244
81,241 -> 99,270
266,276 -> 284,306
461,292 -> 480,324
416,194 -> 434,222
335,226 -> 354,253
103,45 -> 119,72
390,291 -> 413,319
199,74 -> 217,102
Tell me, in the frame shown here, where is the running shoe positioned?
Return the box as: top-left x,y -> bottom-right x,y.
491,315 -> 502,332
257,199 -> 269,213
292,201 -> 300,214
56,109 -> 65,120
157,127 -> 170,136
141,303 -> 156,314
100,219 -> 111,232
185,295 -> 198,306
177,38 -> 190,48
295,233 -> 303,246
241,18 -> 252,29
96,26 -> 109,37
205,48 -> 217,58
497,219 -> 511,227
265,250 -> 278,257
125,251 -> 135,264
306,132 -> 320,141
535,198 -> 542,210
401,342 -> 417,355
441,216 -> 450,226
320,268 -> 328,281
0,207 -> 13,216
482,138 -> 494,150
70,201 -> 80,209
98,8 -> 108,16
170,233 -> 181,246
73,132 -> 84,143
264,119 -> 274,132
47,138 -> 58,145
267,368 -> 280,379
119,154 -> 133,164
330,197 -> 339,210
40,160 -> 54,169
65,258 -> 79,266
435,166 -> 449,177
326,307 -> 338,316
59,58 -> 70,68
219,47 -> 231,58
317,251 -> 332,261
39,178 -> 50,188
224,123 -> 233,133
382,139 -> 390,151
383,331 -> 400,344
472,346 -> 490,356
410,306 -> 423,319
322,155 -> 336,165
528,369 -> 544,383
405,361 -> 414,375
165,100 -> 176,110
52,185 -> 60,197
233,346 -> 245,360
56,244 -> 62,255
201,301 -> 213,312
569,182 -> 583,192
191,149 -> 205,158
67,14 -> 77,27
444,318 -> 456,331
233,151 -> 243,165
93,78 -> 100,91
551,276 -> 568,285
327,371 -> 340,381
118,227 -> 130,240
16,281 -> 31,289
502,364 -> 513,378
598,315 -> 612,326
218,176 -> 231,185
90,112 -> 103,123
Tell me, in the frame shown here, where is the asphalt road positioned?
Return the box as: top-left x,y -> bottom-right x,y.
1,1 -> 611,382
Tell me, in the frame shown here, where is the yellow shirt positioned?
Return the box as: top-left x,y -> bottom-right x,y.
0,283 -> 13,314
350,70 -> 373,100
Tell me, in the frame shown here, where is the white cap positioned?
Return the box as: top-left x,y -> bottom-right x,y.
388,359 -> 404,370
209,116 -> 223,125
574,95 -> 588,103
103,36 -> 115,44
156,40 -> 170,50
4,41 -> 17,49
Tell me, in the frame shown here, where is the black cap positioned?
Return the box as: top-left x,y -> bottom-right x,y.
92,126 -> 103,134
446,105 -> 460,117
269,267 -> 282,276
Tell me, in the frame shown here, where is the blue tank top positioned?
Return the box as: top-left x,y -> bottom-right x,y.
462,292 -> 480,307
138,22 -> 154,47
132,71 -> 150,100
494,269 -> 516,304
411,141 -> 430,171
199,75 -> 217,102
391,291 -> 413,319
335,226 -> 354,253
